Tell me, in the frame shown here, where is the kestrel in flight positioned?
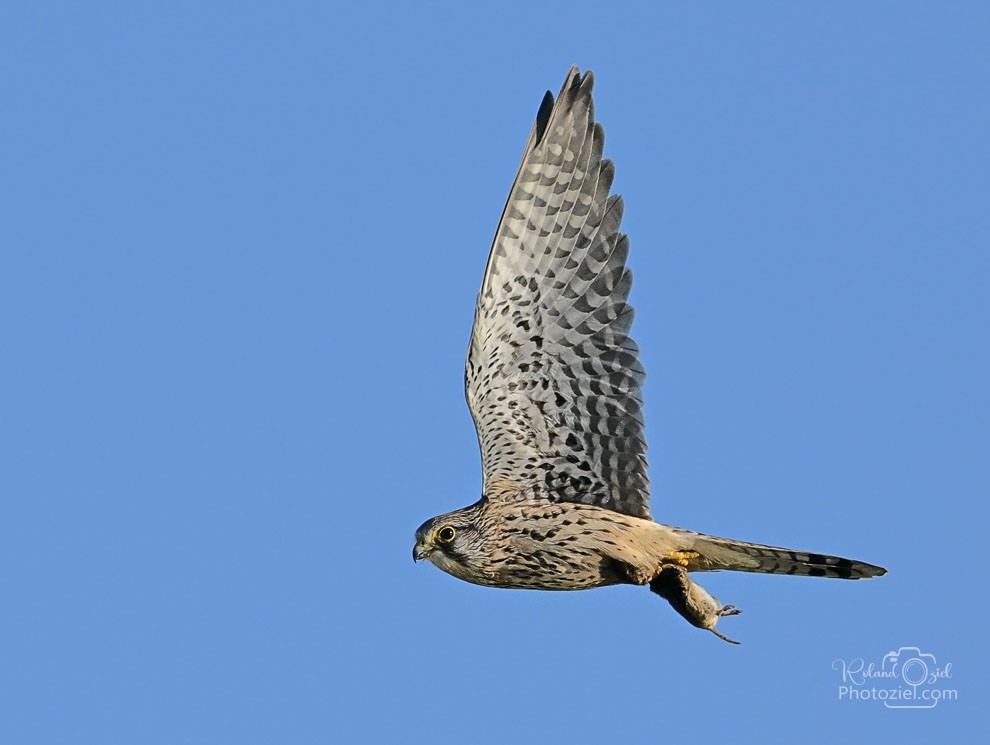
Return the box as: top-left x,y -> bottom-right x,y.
413,67 -> 886,643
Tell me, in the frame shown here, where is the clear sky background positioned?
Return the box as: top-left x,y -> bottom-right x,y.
2,2 -> 987,743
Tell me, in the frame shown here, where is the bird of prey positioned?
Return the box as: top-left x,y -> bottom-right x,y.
413,66 -> 886,643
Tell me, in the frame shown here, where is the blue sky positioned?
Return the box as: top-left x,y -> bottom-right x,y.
1,1 -> 987,742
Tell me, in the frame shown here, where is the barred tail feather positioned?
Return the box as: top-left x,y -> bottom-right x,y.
687,533 -> 887,580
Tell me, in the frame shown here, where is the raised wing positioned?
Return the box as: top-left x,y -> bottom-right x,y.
465,67 -> 649,518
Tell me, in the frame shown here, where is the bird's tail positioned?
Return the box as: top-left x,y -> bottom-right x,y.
666,528 -> 886,580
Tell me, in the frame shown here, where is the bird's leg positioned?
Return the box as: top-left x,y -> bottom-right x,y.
649,563 -> 743,645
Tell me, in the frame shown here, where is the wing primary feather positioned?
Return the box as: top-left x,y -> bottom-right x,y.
466,67 -> 651,518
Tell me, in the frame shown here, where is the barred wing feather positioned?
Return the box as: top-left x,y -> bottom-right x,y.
465,67 -> 650,519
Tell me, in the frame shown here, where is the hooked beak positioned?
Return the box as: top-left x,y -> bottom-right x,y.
413,541 -> 433,562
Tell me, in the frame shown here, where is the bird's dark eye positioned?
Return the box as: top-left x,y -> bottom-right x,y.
436,526 -> 456,543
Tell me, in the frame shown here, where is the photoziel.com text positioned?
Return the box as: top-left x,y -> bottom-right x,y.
832,647 -> 956,709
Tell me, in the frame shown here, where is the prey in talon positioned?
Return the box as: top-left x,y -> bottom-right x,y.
412,67 -> 886,644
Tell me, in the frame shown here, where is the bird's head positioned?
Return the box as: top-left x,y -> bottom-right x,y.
412,502 -> 492,584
